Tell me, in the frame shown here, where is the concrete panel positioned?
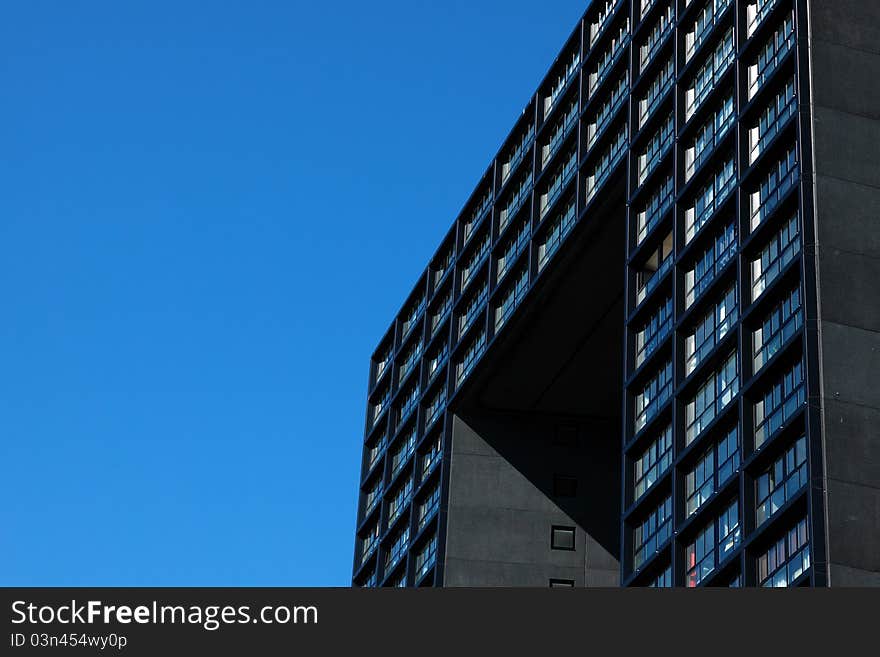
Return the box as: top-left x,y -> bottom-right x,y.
816,252 -> 880,334
819,321 -> 880,408
813,175 -> 880,260
809,40 -> 880,120
443,558 -> 584,588
445,412 -> 620,587
808,0 -> 880,55
823,399 -> 880,489
829,563 -> 880,587
826,478 -> 880,573
811,107 -> 880,189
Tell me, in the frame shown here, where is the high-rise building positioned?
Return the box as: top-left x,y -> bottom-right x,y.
352,0 -> 880,587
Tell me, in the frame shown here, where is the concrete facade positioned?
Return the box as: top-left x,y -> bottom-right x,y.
808,0 -> 880,586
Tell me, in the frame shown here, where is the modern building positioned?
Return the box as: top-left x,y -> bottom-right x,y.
352,0 -> 880,587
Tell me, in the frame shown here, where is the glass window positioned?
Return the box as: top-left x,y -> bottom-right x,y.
633,496 -> 672,569
684,156 -> 736,244
551,526 -> 576,551
685,284 -> 738,375
758,517 -> 811,586
685,500 -> 740,587
684,221 -> 736,309
635,297 -> 673,368
756,436 -> 808,525
685,351 -> 739,446
634,361 -> 673,433
633,425 -> 673,502
537,198 -> 577,270
754,359 -> 805,448
753,286 -> 803,372
751,214 -> 800,301
748,13 -> 794,99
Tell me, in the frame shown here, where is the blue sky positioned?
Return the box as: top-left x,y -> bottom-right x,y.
0,0 -> 589,585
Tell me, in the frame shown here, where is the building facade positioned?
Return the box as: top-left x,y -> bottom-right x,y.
352,0 -> 880,587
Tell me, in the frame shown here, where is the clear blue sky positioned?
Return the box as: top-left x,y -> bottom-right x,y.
0,1 -> 589,586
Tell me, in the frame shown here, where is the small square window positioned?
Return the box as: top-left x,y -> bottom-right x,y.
549,578 -> 575,588
554,426 -> 578,447
551,525 -> 576,551
553,475 -> 578,498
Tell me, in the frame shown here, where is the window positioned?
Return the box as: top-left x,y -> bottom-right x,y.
424,385 -> 447,428
422,434 -> 442,476
685,0 -> 731,63
397,381 -> 420,425
537,198 -> 576,270
638,2 -> 673,73
684,94 -> 734,182
589,0 -> 623,48
360,522 -> 379,564
749,78 -> 796,164
587,74 -> 629,151
758,517 -> 811,586
748,13 -> 794,99
456,329 -> 486,385
635,231 -> 673,306
385,526 -> 410,571
460,230 -> 490,291
751,214 -> 800,301
635,297 -> 672,368
754,359 -> 805,449
432,244 -> 454,287
685,500 -> 740,587
633,425 -> 672,502
462,189 -> 492,244
365,433 -> 387,471
685,284 -> 738,375
542,97 -> 578,165
756,436 -> 808,526
390,427 -> 417,476
430,289 -> 452,336
684,221 -> 736,309
753,286 -> 803,372
634,361 -> 673,433
638,57 -> 674,129
540,148 -> 577,218
502,123 -> 535,183
749,145 -> 798,231
685,28 -> 734,121
544,48 -> 580,115
415,535 -> 438,580
373,343 -> 392,385
398,339 -> 422,381
633,496 -> 672,569
685,351 -> 738,445
684,426 -> 739,516
553,475 -> 578,498
684,156 -> 736,244
418,483 -> 441,530
426,341 -> 449,381
588,20 -> 630,97
585,124 -> 628,203
371,384 -> 390,425
746,0 -> 779,38
635,175 -> 674,246
386,477 -> 413,528
637,113 -> 674,186
550,579 -> 575,588
458,282 -> 488,337
364,478 -> 384,515
499,171 -> 533,230
649,566 -> 673,587
551,526 -> 576,551
400,294 -> 426,338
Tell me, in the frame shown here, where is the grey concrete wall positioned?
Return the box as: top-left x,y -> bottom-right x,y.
443,413 -> 620,587
807,0 -> 880,585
